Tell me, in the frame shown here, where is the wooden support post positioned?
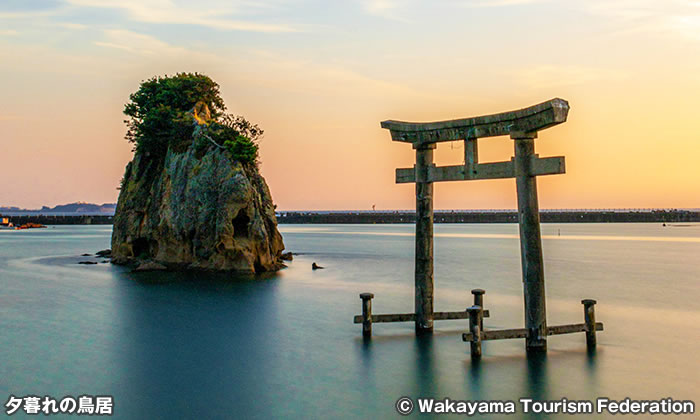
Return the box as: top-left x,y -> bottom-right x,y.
512,133 -> 547,352
582,299 -> 597,349
467,305 -> 483,359
465,138 -> 478,178
471,289 -> 485,330
360,293 -> 374,337
415,145 -> 436,334
353,309 -> 490,324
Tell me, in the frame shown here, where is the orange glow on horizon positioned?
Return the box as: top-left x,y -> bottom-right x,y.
1,2 -> 699,210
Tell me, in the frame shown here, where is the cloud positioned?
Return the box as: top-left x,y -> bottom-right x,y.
460,0 -> 548,7
581,0 -> 667,20
671,14 -> 700,41
514,65 -> 623,90
363,0 -> 397,14
93,29 -> 185,55
0,6 -> 88,31
0,30 -> 19,36
0,9 -> 62,19
63,0 -> 302,33
360,0 -> 411,22
579,0 -> 700,41
53,22 -> 87,30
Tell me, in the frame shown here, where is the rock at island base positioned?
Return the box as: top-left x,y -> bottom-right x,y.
95,249 -> 112,258
133,261 -> 168,272
111,144 -> 285,274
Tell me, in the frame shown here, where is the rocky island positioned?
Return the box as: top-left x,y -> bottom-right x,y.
111,73 -> 285,273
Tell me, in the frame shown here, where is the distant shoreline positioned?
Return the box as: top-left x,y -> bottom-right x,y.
2,210 -> 699,225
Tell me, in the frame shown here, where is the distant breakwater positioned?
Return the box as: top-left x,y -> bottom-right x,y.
1,215 -> 113,225
2,210 -> 699,225
276,210 -> 700,224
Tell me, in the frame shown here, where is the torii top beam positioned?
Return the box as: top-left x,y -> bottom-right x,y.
380,98 -> 569,146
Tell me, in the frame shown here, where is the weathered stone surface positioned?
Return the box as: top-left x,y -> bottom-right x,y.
111,144 -> 285,273
381,98 -> 569,145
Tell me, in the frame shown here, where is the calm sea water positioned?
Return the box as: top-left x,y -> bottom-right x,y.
0,223 -> 699,419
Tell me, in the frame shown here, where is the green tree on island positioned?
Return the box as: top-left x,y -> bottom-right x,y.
123,72 -> 262,165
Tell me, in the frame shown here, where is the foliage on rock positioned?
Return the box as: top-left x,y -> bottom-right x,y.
123,72 -> 261,165
206,114 -> 263,165
114,73 -> 284,273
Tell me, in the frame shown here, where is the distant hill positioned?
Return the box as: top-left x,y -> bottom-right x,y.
0,202 -> 116,216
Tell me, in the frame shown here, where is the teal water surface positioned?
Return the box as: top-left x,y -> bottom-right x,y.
0,224 -> 699,419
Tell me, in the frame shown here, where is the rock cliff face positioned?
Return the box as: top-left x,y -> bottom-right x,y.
111,145 -> 285,273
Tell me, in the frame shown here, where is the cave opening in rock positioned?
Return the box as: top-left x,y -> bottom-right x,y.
254,259 -> 265,273
233,209 -> 250,238
131,238 -> 150,258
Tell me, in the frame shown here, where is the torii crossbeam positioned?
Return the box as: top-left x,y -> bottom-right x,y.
381,98 -> 568,351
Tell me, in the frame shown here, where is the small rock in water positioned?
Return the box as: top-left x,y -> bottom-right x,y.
312,262 -> 324,270
281,252 -> 293,261
133,261 -> 168,272
78,261 -> 98,265
81,253 -> 92,256
95,249 -> 112,258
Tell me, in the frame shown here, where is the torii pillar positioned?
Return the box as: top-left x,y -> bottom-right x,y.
414,144 -> 436,334
513,132 -> 547,351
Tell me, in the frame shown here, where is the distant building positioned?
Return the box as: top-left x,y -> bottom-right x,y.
1,217 -> 11,226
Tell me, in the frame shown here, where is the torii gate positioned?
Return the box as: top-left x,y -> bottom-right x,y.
355,98 -> 603,355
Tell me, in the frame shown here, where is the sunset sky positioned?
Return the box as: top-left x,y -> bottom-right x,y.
1,0 -> 699,210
